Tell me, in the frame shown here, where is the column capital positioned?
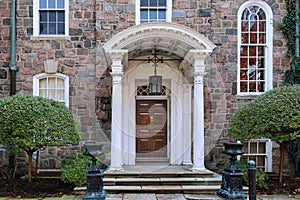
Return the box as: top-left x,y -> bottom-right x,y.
188,50 -> 209,77
194,74 -> 204,84
109,50 -> 126,78
106,49 -> 128,60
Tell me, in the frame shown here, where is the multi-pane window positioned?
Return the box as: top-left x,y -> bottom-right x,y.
140,0 -> 167,23
137,0 -> 171,24
238,2 -> 273,94
33,73 -> 69,107
33,0 -> 69,36
242,139 -> 272,172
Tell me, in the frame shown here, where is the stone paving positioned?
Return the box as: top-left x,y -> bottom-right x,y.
1,193 -> 300,200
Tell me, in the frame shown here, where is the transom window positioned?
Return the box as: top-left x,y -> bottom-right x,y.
237,2 -> 273,95
136,85 -> 167,96
33,73 -> 69,107
136,0 -> 172,24
33,0 -> 69,36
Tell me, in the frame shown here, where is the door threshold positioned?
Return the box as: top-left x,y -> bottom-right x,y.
136,157 -> 169,162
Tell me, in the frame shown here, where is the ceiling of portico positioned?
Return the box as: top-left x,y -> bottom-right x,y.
103,22 -> 216,76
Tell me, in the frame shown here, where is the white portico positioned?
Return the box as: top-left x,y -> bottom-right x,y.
103,22 -> 216,171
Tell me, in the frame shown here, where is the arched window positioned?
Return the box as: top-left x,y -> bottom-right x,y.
237,1 -> 273,95
33,73 -> 69,107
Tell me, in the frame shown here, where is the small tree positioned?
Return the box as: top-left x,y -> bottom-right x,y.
230,85 -> 300,183
0,94 -> 81,182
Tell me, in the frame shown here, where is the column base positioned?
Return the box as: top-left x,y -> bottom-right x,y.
107,166 -> 124,172
189,166 -> 206,172
182,160 -> 193,165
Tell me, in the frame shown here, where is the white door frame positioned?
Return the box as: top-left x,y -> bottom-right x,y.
122,63 -> 192,165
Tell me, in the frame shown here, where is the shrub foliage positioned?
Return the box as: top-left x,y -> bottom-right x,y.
230,85 -> 300,182
0,94 -> 81,182
230,85 -> 300,141
61,151 -> 91,187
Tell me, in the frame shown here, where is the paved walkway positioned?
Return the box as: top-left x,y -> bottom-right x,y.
1,193 -> 300,200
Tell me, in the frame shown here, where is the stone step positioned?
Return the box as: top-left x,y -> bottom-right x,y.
103,167 -> 224,194
103,185 -> 222,194
104,177 -> 222,186
104,170 -> 216,178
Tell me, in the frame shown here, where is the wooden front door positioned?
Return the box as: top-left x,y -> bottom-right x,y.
136,100 -> 167,158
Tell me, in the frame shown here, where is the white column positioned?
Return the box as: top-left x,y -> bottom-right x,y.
109,52 -> 125,171
182,84 -> 192,165
191,55 -> 206,171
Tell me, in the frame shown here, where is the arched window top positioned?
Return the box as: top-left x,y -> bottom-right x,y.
34,73 -> 69,80
238,0 -> 273,18
241,6 -> 266,20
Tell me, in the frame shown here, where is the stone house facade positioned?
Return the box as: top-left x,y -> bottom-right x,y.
0,0 -> 292,174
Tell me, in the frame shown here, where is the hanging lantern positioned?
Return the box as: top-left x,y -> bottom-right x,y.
148,48 -> 163,95
149,75 -> 162,95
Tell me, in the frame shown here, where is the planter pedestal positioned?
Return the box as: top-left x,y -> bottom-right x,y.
217,142 -> 247,200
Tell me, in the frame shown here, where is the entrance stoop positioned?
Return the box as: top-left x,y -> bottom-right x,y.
103,163 -> 222,194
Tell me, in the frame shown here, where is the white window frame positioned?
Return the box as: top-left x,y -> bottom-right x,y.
33,73 -> 69,107
136,0 -> 172,25
241,139 -> 272,172
237,0 -> 273,96
33,0 -> 69,37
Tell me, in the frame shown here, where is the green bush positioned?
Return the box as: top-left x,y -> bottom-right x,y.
230,85 -> 300,182
223,159 -> 269,189
0,94 -> 81,182
60,151 -> 91,187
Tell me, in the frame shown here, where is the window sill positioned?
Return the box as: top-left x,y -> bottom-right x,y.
31,35 -> 71,41
236,93 -> 263,100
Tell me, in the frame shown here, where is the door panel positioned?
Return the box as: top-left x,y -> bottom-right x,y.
136,100 -> 167,158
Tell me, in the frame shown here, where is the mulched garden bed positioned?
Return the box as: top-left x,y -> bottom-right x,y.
256,176 -> 300,195
0,178 -> 76,198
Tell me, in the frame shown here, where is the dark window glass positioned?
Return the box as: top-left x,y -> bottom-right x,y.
58,23 -> 65,34
141,0 -> 148,7
159,0 -> 166,6
149,0 -> 157,7
40,11 -> 47,22
40,23 -> 47,34
49,12 -> 56,22
49,23 -> 56,34
58,11 -> 65,21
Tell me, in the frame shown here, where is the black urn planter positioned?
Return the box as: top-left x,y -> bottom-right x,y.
217,142 -> 247,200
83,143 -> 106,200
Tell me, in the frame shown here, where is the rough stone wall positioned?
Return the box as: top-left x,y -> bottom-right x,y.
0,0 -> 11,98
172,0 -> 212,35
0,0 -> 110,168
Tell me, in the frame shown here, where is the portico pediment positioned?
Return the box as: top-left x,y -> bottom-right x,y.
103,22 -> 216,79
